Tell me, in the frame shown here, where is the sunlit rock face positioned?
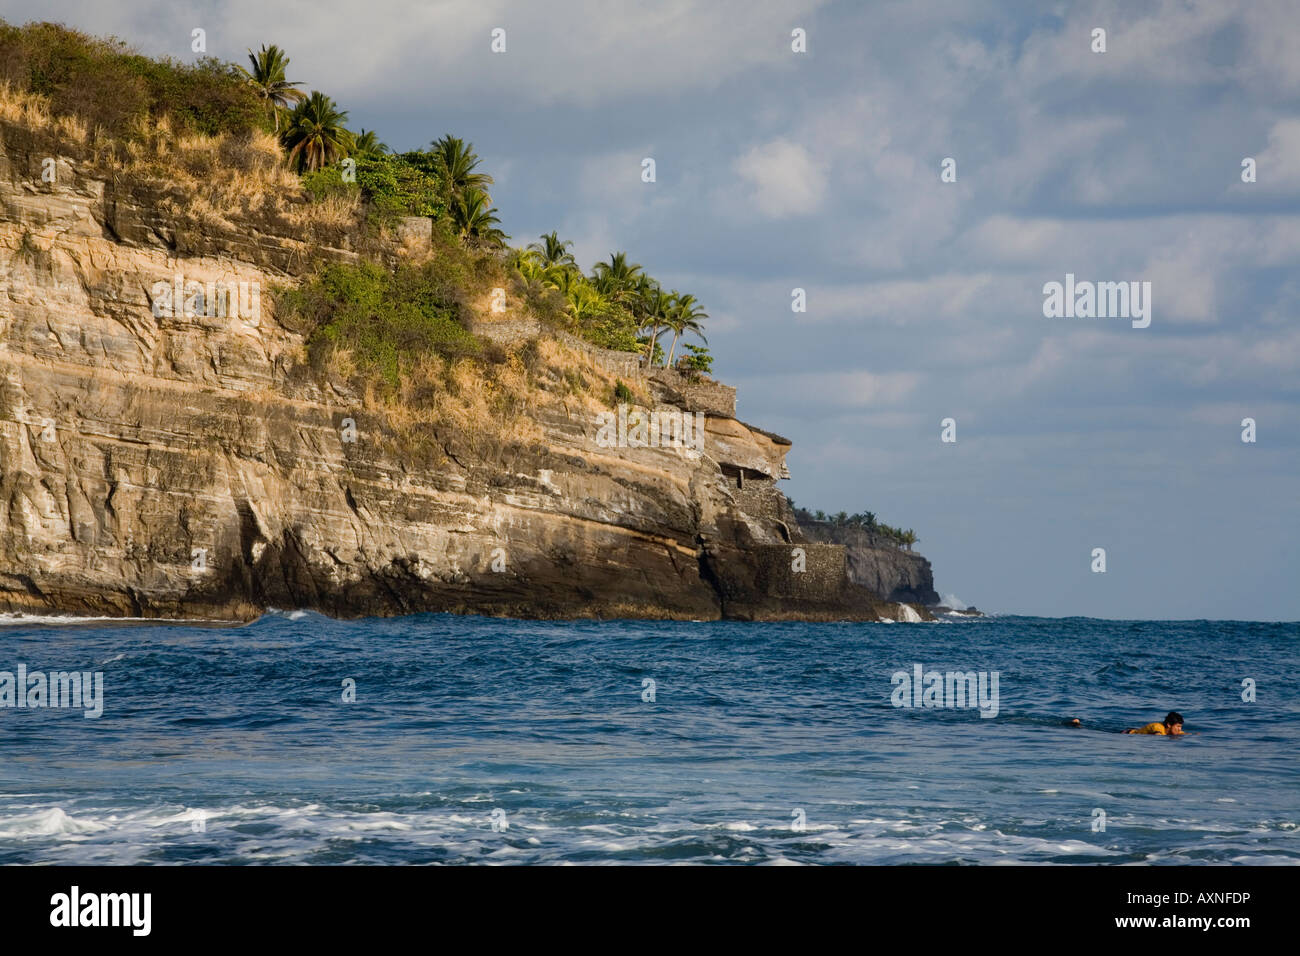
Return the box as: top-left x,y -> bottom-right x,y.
0,118 -> 919,622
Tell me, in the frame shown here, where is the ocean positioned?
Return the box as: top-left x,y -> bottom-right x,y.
0,612 -> 1295,865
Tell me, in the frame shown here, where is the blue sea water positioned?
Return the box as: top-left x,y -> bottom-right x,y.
0,612 -> 1295,865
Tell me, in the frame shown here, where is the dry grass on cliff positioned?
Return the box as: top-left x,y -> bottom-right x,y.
325,347 -> 541,454
0,82 -> 88,144
538,337 -> 653,412
0,83 -> 359,234
103,117 -> 361,233
429,354 -> 540,446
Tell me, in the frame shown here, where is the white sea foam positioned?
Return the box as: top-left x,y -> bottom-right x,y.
0,807 -> 110,838
0,799 -> 1270,865
896,604 -> 924,623
0,613 -> 219,627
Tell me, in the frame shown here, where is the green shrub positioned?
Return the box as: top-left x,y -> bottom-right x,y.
354,152 -> 444,225
278,260 -> 481,395
636,336 -> 665,367
121,54 -> 265,137
680,343 -> 713,375
613,380 -> 634,404
301,165 -> 360,203
0,21 -> 265,138
582,308 -> 641,353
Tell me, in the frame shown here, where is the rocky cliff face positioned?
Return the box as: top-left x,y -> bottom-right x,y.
0,118 -> 934,622
796,522 -> 940,606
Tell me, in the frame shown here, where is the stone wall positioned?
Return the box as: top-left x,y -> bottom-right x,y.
650,368 -> 736,418
475,326 -> 736,421
554,331 -> 646,380
471,313 -> 542,344
798,520 -> 940,605
732,477 -> 788,525
752,543 -> 847,600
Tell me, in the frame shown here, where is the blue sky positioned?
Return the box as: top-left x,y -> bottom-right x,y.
10,0 -> 1299,620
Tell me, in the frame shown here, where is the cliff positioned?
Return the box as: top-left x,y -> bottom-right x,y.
0,115 -> 937,623
797,520 -> 940,606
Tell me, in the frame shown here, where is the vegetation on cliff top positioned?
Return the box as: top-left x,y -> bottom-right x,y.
0,19 -> 714,390
789,506 -> 920,551
0,21 -> 266,138
0,17 -> 713,461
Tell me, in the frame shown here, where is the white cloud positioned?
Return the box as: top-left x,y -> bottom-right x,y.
736,370 -> 922,408
1141,253 -> 1216,324
965,217 -> 1068,264
13,0 -> 834,108
1249,118 -> 1300,193
788,274 -> 1004,325
733,139 -> 828,218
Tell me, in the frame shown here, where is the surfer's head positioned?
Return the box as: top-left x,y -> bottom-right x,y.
1163,711 -> 1185,735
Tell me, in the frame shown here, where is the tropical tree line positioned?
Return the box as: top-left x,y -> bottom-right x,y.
515,235 -> 710,368
238,45 -> 504,243
0,24 -> 716,372
789,505 -> 919,551
238,43 -> 711,365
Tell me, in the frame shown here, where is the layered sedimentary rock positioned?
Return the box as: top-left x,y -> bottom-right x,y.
0,118 -> 935,622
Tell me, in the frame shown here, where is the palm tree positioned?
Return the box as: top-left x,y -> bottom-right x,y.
565,280 -> 611,321
663,293 -> 708,368
516,255 -> 551,285
236,44 -> 305,131
515,256 -> 567,306
430,134 -> 494,200
282,92 -> 354,172
351,129 -> 389,159
590,252 -> 643,302
639,285 -> 675,368
527,232 -> 576,270
545,266 -> 583,297
450,186 -> 507,246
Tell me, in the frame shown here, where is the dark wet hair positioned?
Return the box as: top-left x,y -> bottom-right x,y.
1164,711 -> 1184,727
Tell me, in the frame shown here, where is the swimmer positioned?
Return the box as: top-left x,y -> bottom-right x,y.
1124,711 -> 1185,735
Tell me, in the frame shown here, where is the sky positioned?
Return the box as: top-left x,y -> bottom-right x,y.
7,0 -> 1298,620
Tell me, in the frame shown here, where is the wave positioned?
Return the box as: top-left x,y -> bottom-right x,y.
0,612 -> 232,627
0,801 -> 1147,865
14,798 -> 1271,865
